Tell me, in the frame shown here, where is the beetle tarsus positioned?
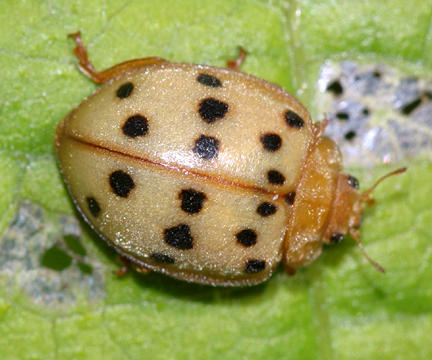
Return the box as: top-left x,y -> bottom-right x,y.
68,31 -> 103,83
68,31 -> 168,84
226,46 -> 247,70
116,256 -> 132,277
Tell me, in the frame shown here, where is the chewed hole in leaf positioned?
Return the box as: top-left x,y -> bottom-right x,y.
64,234 -> 86,256
1,201 -> 106,306
77,262 -> 93,274
318,61 -> 432,166
40,245 -> 73,271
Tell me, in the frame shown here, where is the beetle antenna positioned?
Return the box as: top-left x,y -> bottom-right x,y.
350,229 -> 386,273
350,167 -> 406,273
361,167 -> 407,203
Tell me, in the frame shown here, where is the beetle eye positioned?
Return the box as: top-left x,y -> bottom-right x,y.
330,233 -> 344,244
347,175 -> 359,190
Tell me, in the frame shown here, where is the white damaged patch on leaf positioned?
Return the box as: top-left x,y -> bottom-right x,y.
0,200 -> 105,306
318,61 -> 432,166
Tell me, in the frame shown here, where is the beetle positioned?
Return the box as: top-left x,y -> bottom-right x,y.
55,32 -> 405,286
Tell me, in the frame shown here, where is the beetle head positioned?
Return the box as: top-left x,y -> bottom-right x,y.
323,167 -> 406,272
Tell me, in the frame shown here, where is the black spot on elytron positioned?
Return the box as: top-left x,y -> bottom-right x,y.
336,112 -> 349,120
179,189 -> 206,214
151,253 -> 175,264
164,224 -> 193,250
257,202 -> 277,217
330,233 -> 344,244
198,98 -> 229,123
236,229 -> 257,247
362,108 -> 370,116
116,82 -> 134,98
86,197 -> 101,217
285,110 -> 304,128
260,133 -> 282,152
193,135 -> 219,160
326,80 -> 343,96
400,98 -> 422,115
109,170 -> 135,198
284,191 -> 296,205
245,259 -> 266,273
347,175 -> 360,190
267,170 -> 285,185
122,115 -> 148,138
344,130 -> 356,140
197,73 -> 222,87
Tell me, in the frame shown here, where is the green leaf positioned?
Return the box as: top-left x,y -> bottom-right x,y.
1,1 -> 431,359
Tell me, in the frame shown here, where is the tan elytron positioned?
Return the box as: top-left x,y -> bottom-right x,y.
56,33 -> 400,286
57,133 -> 290,285
62,63 -> 313,193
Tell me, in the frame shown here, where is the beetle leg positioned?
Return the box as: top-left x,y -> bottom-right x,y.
116,256 -> 131,277
313,117 -> 330,139
116,256 -> 151,276
284,265 -> 296,276
68,32 -> 168,83
135,265 -> 151,274
226,46 -> 247,70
